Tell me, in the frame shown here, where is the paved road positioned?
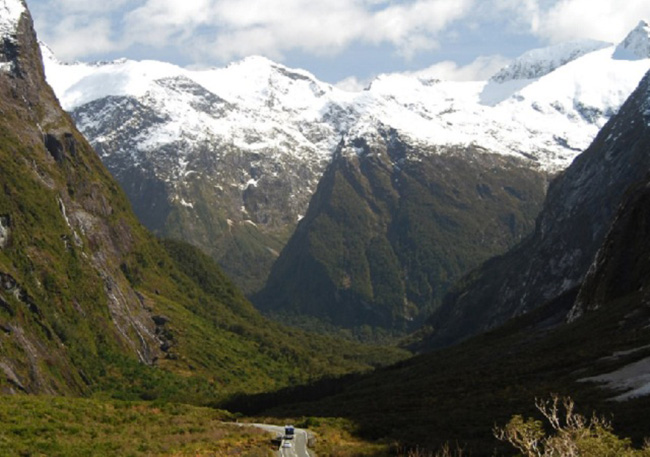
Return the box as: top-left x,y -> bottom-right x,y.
250,423 -> 312,457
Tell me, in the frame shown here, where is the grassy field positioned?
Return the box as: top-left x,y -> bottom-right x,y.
0,395 -> 274,456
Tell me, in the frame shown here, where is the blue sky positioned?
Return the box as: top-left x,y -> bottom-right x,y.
27,0 -> 650,87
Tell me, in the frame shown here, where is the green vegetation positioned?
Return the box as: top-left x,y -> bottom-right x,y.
0,395 -> 272,456
139,148 -> 299,297
237,287 -> 650,454
495,396 -> 650,457
296,417 -> 390,456
0,14 -> 409,405
256,141 -> 547,334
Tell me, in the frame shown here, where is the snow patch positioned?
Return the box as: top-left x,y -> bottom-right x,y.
179,198 -> 193,208
0,0 -> 24,40
0,215 -> 9,248
480,78 -> 536,106
581,355 -> 650,401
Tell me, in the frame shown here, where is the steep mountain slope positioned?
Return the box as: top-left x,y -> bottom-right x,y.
255,33 -> 650,332
422,67 -> 650,348
255,132 -> 547,332
568,175 -> 650,322
43,53 -> 338,294
228,105 -> 650,452
0,0 -> 407,399
42,33 -> 650,298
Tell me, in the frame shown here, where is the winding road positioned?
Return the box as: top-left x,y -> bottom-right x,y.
251,423 -> 312,457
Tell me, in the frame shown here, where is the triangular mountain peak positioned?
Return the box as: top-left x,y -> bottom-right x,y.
614,20 -> 650,60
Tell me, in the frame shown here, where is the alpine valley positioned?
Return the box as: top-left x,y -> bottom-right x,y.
42,23 -> 650,334
226,63 -> 650,456
6,0 -> 650,455
0,0 -> 408,403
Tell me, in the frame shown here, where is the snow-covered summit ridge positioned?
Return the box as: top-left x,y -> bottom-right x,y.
44,52 -> 332,113
0,0 -> 24,40
614,20 -> 650,60
490,39 -> 611,83
42,20 -> 650,175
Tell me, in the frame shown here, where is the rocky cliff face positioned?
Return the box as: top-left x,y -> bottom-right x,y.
0,0 -> 163,393
614,20 -> 650,60
424,69 -> 650,348
568,179 -> 650,321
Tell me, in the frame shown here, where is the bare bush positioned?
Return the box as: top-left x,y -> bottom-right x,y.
494,395 -> 650,457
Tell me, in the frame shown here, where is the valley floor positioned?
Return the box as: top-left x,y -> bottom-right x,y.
0,395 -> 391,457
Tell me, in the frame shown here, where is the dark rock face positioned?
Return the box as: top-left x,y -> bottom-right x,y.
569,176 -> 650,321
423,70 -> 650,349
254,130 -> 548,331
43,132 -> 77,163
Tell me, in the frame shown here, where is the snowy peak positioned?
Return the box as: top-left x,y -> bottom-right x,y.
0,0 -> 24,40
490,39 -> 611,83
41,28 -> 650,181
0,0 -> 26,73
614,20 -> 650,60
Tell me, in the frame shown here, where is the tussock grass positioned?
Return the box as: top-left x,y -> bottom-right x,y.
0,395 -> 272,456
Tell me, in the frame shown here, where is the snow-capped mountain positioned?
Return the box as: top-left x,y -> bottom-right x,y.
425,68 -> 650,348
41,25 -> 650,296
614,20 -> 650,60
0,0 -> 24,73
489,39 -> 611,82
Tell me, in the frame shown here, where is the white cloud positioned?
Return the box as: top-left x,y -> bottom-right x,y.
335,76 -> 372,92
200,0 -> 476,61
50,0 -> 131,13
535,0 -> 650,44
46,16 -> 120,60
36,0 -> 477,63
335,54 -> 510,91
32,0 -> 650,80
202,0 -> 368,60
411,54 -> 511,81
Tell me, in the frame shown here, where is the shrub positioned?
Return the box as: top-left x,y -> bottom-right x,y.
494,395 -> 650,457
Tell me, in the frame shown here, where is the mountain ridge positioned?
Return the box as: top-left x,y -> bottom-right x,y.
40,30 -> 650,297
422,68 -> 650,349
226,71 -> 650,452
0,0 -> 409,398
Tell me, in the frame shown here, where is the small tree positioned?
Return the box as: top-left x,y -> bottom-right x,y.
494,395 -> 650,457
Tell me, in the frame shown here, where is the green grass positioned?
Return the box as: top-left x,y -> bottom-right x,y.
0,395 -> 273,456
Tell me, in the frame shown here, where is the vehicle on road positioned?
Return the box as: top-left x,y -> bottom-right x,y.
284,424 -> 295,440
282,441 -> 292,448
